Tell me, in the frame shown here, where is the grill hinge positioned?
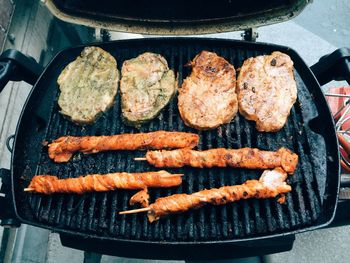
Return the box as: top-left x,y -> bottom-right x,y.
0,168 -> 20,228
241,28 -> 259,42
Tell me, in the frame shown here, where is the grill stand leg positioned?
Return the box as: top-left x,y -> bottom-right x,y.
84,251 -> 102,263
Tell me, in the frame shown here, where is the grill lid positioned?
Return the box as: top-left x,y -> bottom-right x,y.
43,0 -> 309,35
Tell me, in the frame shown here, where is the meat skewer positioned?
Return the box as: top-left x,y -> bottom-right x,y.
119,168 -> 292,222
24,171 -> 183,194
48,131 -> 199,162
135,147 -> 298,174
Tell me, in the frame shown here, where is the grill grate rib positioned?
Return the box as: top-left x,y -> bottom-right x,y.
15,40 -> 333,243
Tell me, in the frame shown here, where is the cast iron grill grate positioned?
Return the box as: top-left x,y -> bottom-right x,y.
17,40 -> 326,242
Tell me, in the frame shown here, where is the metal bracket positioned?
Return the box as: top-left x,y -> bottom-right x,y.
100,29 -> 111,42
0,168 -> 20,228
241,28 -> 259,42
6,134 -> 15,153
94,28 -> 111,42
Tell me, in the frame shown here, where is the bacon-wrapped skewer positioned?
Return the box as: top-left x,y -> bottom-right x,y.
120,168 -> 291,222
48,131 -> 199,162
135,147 -> 298,174
24,171 -> 182,194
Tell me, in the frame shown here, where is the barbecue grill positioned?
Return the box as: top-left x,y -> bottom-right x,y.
0,1 -> 350,261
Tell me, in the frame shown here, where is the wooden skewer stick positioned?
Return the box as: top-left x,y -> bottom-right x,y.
134,157 -> 147,161
161,173 -> 184,178
24,188 -> 34,192
119,207 -> 150,215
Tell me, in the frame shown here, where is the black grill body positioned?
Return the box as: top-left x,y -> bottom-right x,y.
3,38 -> 339,258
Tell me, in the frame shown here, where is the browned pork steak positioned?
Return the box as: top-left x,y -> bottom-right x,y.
178,51 -> 238,130
237,51 -> 297,132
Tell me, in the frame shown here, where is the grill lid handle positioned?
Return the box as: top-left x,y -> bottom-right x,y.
310,48 -> 350,85
0,49 -> 44,93
0,168 -> 21,228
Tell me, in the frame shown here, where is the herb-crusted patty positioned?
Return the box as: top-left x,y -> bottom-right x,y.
57,46 -> 119,124
120,52 -> 177,126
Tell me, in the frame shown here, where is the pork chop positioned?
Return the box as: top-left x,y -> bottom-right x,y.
57,46 -> 119,124
178,51 -> 238,130
237,51 -> 297,132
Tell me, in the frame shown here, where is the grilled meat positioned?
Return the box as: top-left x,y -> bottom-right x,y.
178,51 -> 238,130
143,147 -> 298,174
121,168 -> 291,222
57,46 -> 119,124
26,171 -> 182,194
120,52 -> 177,126
130,189 -> 150,208
48,131 -> 199,163
237,51 -> 297,132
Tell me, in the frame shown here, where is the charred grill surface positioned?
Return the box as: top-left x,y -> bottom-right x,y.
13,39 -> 333,244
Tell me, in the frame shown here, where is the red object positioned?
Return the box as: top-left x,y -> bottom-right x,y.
326,87 -> 350,130
327,88 -> 350,173
338,134 -> 350,173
